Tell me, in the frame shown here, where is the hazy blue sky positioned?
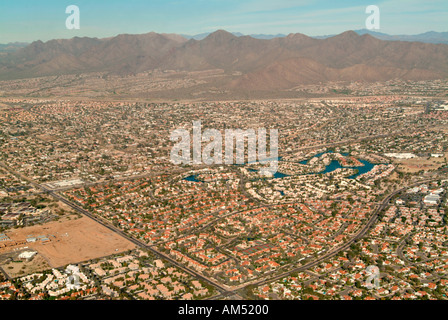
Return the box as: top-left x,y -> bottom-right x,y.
1,0 -> 447,43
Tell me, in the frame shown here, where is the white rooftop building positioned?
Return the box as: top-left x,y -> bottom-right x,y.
18,251 -> 37,260
424,194 -> 440,206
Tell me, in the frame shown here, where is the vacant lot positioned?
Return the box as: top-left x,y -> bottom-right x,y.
394,152 -> 448,173
0,252 -> 51,278
4,216 -> 136,268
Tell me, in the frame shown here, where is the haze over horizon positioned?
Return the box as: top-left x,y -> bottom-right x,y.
1,0 -> 447,43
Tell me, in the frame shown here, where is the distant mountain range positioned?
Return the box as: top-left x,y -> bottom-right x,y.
0,42 -> 29,53
315,29 -> 448,45
181,32 -> 288,40
182,30 -> 448,44
5,29 -> 447,51
0,30 -> 447,90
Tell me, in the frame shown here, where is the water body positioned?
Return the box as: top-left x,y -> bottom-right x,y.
184,175 -> 202,183
302,152 -> 375,179
273,172 -> 289,179
184,154 -> 375,182
314,159 -> 375,179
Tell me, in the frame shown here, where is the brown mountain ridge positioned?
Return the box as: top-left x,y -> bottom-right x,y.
0,30 -> 447,90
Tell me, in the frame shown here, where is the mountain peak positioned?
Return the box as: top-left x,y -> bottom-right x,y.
286,33 -> 313,40
324,30 -> 360,43
204,30 -> 237,42
336,30 -> 359,39
1,29 -> 447,86
359,33 -> 381,42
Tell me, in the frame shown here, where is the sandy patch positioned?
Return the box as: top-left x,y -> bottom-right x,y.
0,253 -> 51,278
4,217 -> 136,268
394,153 -> 447,173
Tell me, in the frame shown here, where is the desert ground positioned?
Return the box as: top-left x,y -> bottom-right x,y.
394,152 -> 448,173
3,216 -> 136,268
0,251 -> 51,278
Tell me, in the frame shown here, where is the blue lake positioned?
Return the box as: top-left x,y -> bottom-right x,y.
300,152 -> 377,179
184,175 -> 202,182
184,153 -> 376,182
313,159 -> 375,179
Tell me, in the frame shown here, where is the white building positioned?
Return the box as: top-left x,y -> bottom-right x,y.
18,251 -> 37,260
424,194 -> 440,206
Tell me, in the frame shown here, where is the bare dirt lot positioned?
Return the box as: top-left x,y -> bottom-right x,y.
394,152 -> 448,173
4,216 -> 136,268
0,251 -> 51,278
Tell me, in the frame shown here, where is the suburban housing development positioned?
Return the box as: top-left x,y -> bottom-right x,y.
0,81 -> 447,300
1,1 -> 448,303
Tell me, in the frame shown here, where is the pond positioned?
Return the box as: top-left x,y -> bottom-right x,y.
301,152 -> 376,179
313,158 -> 375,179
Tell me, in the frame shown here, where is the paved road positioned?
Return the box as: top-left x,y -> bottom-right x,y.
51,191 -> 235,295
0,160 -> 443,300
213,178 -> 441,299
0,161 -> 232,295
